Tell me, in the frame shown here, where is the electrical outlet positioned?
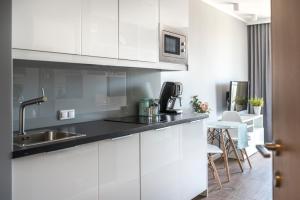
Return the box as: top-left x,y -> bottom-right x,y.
58,109 -> 75,120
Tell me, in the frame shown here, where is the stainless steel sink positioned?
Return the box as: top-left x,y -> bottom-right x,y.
14,131 -> 86,147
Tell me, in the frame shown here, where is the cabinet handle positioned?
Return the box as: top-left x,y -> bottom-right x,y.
190,119 -> 201,123
111,134 -> 133,140
155,127 -> 171,131
45,145 -> 81,154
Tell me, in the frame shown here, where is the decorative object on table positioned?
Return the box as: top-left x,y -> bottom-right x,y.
249,97 -> 264,115
191,95 -> 210,113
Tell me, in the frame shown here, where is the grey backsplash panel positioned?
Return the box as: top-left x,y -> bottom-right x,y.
13,60 -> 161,131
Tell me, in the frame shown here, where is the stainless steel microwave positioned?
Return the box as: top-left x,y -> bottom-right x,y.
160,28 -> 187,65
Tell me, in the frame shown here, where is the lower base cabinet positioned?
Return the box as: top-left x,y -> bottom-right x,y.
181,120 -> 207,199
141,126 -> 182,200
141,120 -> 207,200
12,143 -> 99,200
12,120 -> 207,200
99,134 -> 140,200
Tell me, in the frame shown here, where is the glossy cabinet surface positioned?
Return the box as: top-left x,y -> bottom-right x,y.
181,120 -> 207,199
119,0 -> 159,62
12,0 -> 81,54
98,134 -> 140,200
82,0 -> 118,58
141,121 -> 207,200
159,0 -> 189,29
12,143 -> 98,200
141,126 -> 182,200
12,121 -> 207,200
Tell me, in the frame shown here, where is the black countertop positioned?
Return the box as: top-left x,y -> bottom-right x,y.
13,112 -> 209,158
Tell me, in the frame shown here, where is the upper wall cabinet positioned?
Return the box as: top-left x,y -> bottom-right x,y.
82,0 -> 118,58
12,0 -> 81,54
119,0 -> 159,62
160,0 -> 189,29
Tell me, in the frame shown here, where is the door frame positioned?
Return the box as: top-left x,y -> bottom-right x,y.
0,0 -> 13,199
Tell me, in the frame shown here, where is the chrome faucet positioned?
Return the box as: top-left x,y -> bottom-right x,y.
19,88 -> 48,135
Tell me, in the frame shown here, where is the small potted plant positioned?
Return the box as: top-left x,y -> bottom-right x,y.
191,95 -> 210,113
249,97 -> 264,115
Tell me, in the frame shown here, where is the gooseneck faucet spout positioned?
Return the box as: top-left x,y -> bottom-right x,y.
19,88 -> 48,135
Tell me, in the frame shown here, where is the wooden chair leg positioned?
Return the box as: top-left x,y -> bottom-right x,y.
208,128 -> 216,144
243,148 -> 252,169
209,165 -> 216,179
240,149 -> 245,161
220,130 -> 230,182
225,130 -> 244,173
208,154 -> 216,179
208,155 -> 222,189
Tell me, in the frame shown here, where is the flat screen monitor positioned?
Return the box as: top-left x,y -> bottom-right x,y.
229,81 -> 248,112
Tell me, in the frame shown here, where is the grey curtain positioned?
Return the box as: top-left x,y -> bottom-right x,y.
248,23 -> 272,142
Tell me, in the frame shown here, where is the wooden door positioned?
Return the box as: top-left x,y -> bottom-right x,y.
272,0 -> 300,199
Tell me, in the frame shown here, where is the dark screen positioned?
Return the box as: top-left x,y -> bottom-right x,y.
164,34 -> 180,55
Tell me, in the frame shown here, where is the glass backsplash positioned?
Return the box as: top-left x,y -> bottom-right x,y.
13,60 -> 161,131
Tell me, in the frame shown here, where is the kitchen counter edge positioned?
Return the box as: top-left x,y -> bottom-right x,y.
12,113 -> 209,158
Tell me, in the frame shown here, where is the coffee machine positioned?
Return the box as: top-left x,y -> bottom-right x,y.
159,82 -> 183,114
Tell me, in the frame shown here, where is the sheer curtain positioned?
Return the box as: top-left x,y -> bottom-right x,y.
248,23 -> 272,142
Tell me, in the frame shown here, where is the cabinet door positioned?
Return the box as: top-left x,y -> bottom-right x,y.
119,0 -> 159,62
160,0 -> 189,29
181,120 -> 207,199
12,143 -> 98,200
82,0 -> 118,58
99,134 -> 140,200
12,0 -> 81,54
141,126 -> 181,200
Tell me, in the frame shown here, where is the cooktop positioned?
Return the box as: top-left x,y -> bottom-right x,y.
105,115 -> 169,124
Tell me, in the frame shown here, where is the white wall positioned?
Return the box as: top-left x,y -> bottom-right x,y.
161,0 -> 248,120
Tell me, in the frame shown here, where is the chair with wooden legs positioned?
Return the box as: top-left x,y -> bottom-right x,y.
207,123 -> 245,182
222,111 -> 252,169
207,144 -> 223,189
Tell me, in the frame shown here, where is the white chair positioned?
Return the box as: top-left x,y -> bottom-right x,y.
222,111 -> 252,168
207,144 -> 223,189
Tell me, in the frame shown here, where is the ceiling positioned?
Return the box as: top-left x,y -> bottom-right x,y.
202,0 -> 271,24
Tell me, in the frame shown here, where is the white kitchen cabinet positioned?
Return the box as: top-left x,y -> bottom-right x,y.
12,0 -> 81,54
181,120 -> 207,199
12,120 -> 207,200
98,134 -> 140,200
141,121 -> 207,200
12,143 -> 98,200
141,126 -> 182,200
119,0 -> 159,62
159,0 -> 189,29
82,0 -> 118,58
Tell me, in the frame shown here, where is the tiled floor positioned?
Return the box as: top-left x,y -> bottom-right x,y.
198,153 -> 272,200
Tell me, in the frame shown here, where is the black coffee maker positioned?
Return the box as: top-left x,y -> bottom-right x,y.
159,82 -> 183,114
